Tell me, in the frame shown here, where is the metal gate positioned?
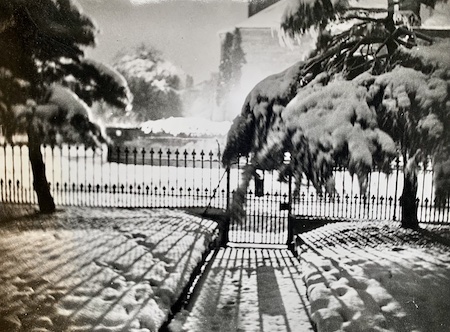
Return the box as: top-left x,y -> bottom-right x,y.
227,168 -> 292,245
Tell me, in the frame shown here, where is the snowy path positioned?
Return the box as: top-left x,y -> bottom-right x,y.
170,247 -> 314,332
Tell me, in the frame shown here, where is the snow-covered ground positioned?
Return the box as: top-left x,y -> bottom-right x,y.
169,222 -> 450,332
168,247 -> 314,332
1,204 -> 450,332
296,222 -> 450,332
0,206 -> 218,331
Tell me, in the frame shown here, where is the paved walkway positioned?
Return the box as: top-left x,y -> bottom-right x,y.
173,247 -> 315,332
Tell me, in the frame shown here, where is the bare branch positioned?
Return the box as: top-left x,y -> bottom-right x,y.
342,15 -> 386,22
346,7 -> 388,13
414,30 -> 433,43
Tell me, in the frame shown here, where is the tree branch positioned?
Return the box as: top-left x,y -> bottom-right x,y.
414,30 -> 433,43
343,14 -> 386,22
346,7 -> 388,13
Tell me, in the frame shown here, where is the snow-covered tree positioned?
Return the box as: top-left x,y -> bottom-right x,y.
113,45 -> 183,122
223,0 -> 450,229
0,0 -> 131,213
186,75 -> 194,89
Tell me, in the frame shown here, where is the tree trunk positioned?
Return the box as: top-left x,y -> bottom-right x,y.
27,126 -> 55,213
400,172 -> 419,229
400,154 -> 420,229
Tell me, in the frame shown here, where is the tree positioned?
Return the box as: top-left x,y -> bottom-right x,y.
113,45 -> 184,122
186,75 -> 194,89
223,0 -> 450,229
0,0 -> 131,213
216,28 -> 246,105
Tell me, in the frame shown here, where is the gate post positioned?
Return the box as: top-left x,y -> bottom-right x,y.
287,174 -> 294,249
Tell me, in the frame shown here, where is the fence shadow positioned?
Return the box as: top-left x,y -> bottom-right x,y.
296,222 -> 450,332
0,207 -> 218,332
182,247 -> 315,332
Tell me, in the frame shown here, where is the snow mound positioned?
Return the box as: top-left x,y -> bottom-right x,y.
48,83 -> 92,119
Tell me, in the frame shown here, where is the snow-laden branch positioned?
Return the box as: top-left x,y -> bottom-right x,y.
223,39 -> 450,216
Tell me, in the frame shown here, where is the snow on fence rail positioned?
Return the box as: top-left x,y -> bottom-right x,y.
0,143 -> 449,223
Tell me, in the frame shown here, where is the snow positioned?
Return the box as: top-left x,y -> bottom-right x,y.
140,117 -> 231,137
0,206 -> 218,331
1,206 -> 450,332
402,39 -> 450,73
347,0 -> 387,10
168,221 -> 450,332
114,52 -> 183,92
375,67 -> 447,113
296,221 -> 450,332
421,2 -> 450,27
418,113 -> 444,138
368,64 -> 448,156
28,84 -> 108,146
168,247 -> 314,332
224,38 -> 449,210
47,83 -> 92,120
281,78 -> 397,189
83,58 -> 129,94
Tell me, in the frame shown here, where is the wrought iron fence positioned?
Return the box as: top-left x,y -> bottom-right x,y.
290,162 -> 449,223
0,143 -> 449,224
231,157 -> 449,225
0,144 -> 228,209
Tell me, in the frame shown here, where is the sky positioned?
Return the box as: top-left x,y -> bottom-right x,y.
77,0 -> 249,83
76,0 -> 450,84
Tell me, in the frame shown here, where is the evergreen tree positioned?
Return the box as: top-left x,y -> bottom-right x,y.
223,0 -> 449,228
0,0 -> 131,212
217,29 -> 246,105
113,45 -> 183,122
217,32 -> 235,105
230,29 -> 246,88
186,75 -> 194,89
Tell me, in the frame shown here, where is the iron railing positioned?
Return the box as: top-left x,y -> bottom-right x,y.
0,143 -> 449,225
0,144 -> 228,209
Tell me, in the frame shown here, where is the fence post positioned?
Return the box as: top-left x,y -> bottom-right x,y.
287,173 -> 294,249
220,165 -> 231,246
393,156 -> 400,221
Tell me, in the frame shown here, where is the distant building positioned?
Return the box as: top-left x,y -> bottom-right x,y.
248,0 -> 280,17
215,0 -> 450,121
181,73 -> 219,120
216,0 -> 315,121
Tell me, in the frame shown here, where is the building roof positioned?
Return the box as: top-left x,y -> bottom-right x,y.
234,0 -> 389,30
233,0 -> 449,30
235,0 -> 287,29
